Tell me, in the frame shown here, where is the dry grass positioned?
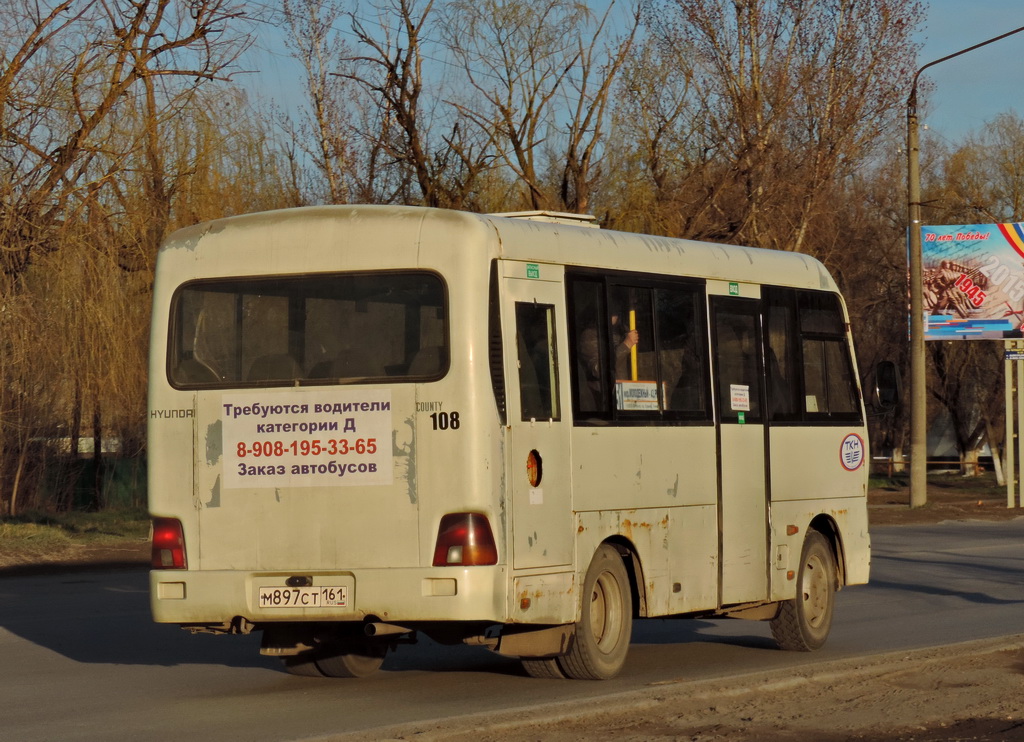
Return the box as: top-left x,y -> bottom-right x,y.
0,510 -> 149,568
868,470 -> 1023,526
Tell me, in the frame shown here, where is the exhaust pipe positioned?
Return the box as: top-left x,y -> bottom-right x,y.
364,622 -> 413,637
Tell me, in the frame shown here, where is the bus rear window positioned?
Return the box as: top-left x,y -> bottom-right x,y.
168,272 -> 448,388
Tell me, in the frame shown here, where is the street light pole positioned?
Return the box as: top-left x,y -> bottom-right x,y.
907,26 -> 1024,508
907,87 -> 926,508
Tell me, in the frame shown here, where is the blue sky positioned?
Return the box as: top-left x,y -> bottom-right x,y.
915,0 -> 1024,142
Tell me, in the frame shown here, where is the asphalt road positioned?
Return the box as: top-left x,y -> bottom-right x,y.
2,519 -> 1023,742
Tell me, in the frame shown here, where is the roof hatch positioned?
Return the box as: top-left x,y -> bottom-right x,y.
490,210 -> 599,228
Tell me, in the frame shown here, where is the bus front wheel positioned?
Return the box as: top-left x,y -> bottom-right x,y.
770,530 -> 836,651
558,544 -> 632,680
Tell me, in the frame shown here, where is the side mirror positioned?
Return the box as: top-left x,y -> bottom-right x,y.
872,360 -> 902,412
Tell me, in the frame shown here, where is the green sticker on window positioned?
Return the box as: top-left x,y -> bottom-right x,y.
527,263 -> 540,279
738,411 -> 746,424
729,282 -> 740,296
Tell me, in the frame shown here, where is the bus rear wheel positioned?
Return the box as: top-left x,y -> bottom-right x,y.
557,544 -> 632,680
281,653 -> 326,677
281,635 -> 388,678
770,530 -> 836,651
521,657 -> 567,679
314,643 -> 387,678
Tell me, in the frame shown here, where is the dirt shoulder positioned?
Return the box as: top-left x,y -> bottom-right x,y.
0,538 -> 150,575
331,636 -> 1024,742
867,473 -> 1024,526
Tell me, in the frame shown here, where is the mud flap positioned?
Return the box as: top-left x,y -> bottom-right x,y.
493,624 -> 574,658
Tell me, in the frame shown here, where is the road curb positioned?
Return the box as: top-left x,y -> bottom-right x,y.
310,634 -> 1024,742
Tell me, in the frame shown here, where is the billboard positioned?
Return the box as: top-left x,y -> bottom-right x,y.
921,223 -> 1024,340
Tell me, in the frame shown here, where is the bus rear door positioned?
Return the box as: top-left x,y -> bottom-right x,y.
501,261 -> 573,571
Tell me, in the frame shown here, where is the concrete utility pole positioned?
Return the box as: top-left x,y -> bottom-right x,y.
907,26 -> 1024,509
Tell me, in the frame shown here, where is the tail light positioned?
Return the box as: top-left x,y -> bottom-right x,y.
432,512 -> 498,566
151,517 -> 187,569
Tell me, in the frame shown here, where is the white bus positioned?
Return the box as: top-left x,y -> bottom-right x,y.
148,205 -> 874,680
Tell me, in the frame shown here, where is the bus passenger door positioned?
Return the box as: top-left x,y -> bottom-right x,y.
710,292 -> 768,605
501,262 -> 573,570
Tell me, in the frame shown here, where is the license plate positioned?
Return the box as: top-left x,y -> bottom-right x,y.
258,586 -> 348,608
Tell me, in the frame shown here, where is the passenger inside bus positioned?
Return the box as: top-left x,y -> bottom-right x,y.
578,310 -> 638,387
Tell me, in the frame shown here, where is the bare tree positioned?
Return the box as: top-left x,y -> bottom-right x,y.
335,0 -> 494,208
439,0 -> 588,210
604,37 -> 716,236
637,0 -> 922,249
0,0 -> 252,280
927,341 -> 1004,476
0,1 -> 256,514
557,3 -> 640,214
279,0 -> 355,204
928,113 -> 1024,223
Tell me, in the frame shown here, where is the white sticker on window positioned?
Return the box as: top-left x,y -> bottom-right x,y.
730,384 -> 750,411
615,380 -> 660,411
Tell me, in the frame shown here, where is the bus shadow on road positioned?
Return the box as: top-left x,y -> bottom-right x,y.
0,568 -> 274,670
0,569 -> 782,677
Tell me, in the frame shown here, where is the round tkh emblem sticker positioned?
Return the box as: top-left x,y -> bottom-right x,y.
840,433 -> 865,471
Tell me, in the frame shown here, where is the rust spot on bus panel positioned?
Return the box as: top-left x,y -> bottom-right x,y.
620,518 -> 652,541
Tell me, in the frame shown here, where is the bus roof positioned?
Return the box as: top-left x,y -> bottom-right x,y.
483,209 -> 836,292
160,204 -> 837,293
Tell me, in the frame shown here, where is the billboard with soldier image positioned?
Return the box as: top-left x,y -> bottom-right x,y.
922,223 -> 1024,340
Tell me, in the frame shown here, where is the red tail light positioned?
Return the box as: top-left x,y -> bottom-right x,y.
151,517 -> 187,569
432,513 -> 498,566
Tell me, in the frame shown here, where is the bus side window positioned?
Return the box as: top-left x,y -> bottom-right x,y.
567,274 -> 710,422
712,305 -> 763,423
655,285 -> 707,414
798,292 -> 860,418
570,279 -> 609,415
765,289 -> 801,421
765,287 -> 861,423
515,303 -> 560,421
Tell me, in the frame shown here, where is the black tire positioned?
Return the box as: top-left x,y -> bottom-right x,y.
280,636 -> 387,678
557,544 -> 632,680
770,530 -> 836,651
281,653 -> 326,677
314,642 -> 387,678
521,657 -> 568,679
